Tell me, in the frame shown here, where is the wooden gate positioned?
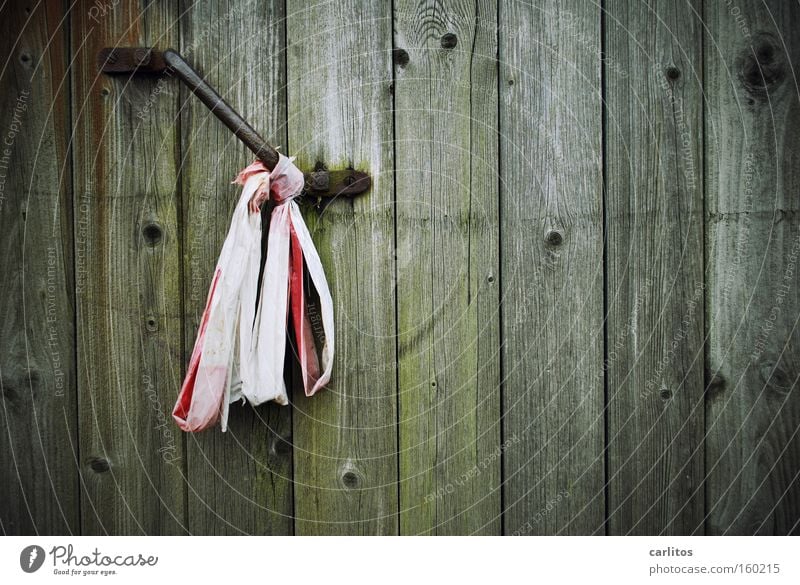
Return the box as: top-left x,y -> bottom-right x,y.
1,0 -> 799,535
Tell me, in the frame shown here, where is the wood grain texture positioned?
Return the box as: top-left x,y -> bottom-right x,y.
499,0 -> 605,535
2,0 -> 799,537
605,1 -> 705,535
0,0 -> 79,535
705,0 -> 800,535
71,0 -> 185,534
286,0 -> 398,534
180,0 -> 293,536
394,0 -> 501,535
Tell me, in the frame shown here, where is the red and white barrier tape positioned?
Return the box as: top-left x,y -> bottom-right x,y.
173,154 -> 334,432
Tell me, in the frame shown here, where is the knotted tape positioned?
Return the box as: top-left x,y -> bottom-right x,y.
173,154 -> 334,432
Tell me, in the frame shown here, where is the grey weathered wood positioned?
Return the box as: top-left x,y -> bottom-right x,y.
605,1 -> 705,535
394,0 -> 501,534
286,0 -> 398,534
500,0 -> 605,535
180,0 -> 293,535
705,0 -> 800,535
2,0 -> 798,538
0,0 -> 79,535
71,0 -> 185,534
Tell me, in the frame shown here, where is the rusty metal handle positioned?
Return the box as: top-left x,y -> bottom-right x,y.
98,47 -> 372,200
162,49 -> 279,171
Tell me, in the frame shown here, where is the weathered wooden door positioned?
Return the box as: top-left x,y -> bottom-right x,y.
1,0 -> 799,535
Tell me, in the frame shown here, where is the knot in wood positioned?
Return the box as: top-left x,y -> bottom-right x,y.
665,66 -> 681,81
440,33 -> 458,49
339,461 -> 364,490
545,229 -> 564,247
706,373 -> 726,400
737,33 -> 786,99
88,457 -> 111,473
142,222 -> 163,246
341,471 -> 360,489
393,48 -> 410,68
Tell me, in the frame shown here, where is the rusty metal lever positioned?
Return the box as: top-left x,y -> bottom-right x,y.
163,49 -> 280,170
97,47 -> 371,199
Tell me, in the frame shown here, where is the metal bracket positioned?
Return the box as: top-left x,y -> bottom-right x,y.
98,47 -> 371,201
97,47 -> 166,74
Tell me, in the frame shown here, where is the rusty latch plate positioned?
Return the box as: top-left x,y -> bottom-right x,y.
305,170 -> 370,198
97,47 -> 167,74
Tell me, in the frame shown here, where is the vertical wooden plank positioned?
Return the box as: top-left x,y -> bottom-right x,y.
605,1 -> 705,534
287,0 -> 398,534
705,0 -> 800,535
71,0 -> 185,534
180,0 -> 293,535
500,1 -> 604,534
394,1 -> 501,534
0,0 -> 79,535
